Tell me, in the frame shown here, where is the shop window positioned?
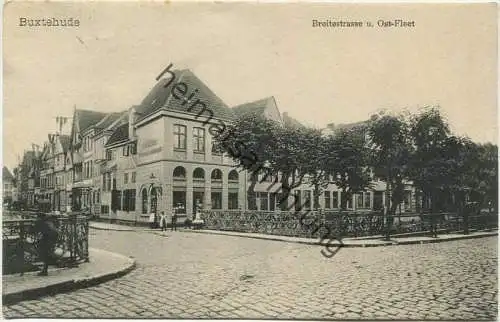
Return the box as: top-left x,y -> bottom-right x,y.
211,191 -> 222,209
228,192 -> 238,209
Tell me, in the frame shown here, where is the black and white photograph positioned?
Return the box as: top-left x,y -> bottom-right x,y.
2,2 -> 498,320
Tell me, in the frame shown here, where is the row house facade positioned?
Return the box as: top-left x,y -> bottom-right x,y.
16,67 -> 416,220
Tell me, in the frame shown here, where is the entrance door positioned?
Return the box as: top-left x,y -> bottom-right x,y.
151,188 -> 159,214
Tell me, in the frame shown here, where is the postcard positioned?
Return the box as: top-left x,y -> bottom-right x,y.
2,2 -> 497,320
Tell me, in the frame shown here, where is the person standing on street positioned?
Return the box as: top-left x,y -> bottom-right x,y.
159,211 -> 167,232
171,210 -> 177,231
148,212 -> 155,229
34,213 -> 59,276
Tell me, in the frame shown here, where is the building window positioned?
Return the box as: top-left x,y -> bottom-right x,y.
211,191 -> 222,209
248,191 -> 257,210
123,189 -> 136,212
259,192 -> 269,211
211,141 -> 224,155
193,127 -> 205,153
173,166 -> 186,180
111,190 -> 122,211
211,169 -> 222,182
294,190 -> 302,212
228,170 -> 239,182
364,192 -> 371,209
106,150 -> 112,161
314,193 -> 320,209
324,191 -> 331,209
173,190 -> 186,212
332,192 -> 339,209
173,124 -> 187,150
106,173 -> 112,191
193,168 -> 205,181
131,172 -> 136,183
228,192 -> 238,209
357,193 -> 364,209
130,142 -> 137,155
124,173 -> 129,184
123,145 -> 129,156
304,190 -> 312,210
96,190 -> 100,204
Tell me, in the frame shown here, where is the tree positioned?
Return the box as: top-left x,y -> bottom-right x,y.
323,126 -> 372,210
212,113 -> 326,208
368,111 -> 412,237
408,107 -> 455,213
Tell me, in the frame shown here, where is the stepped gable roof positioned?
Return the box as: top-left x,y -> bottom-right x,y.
59,135 -> 71,153
76,109 -> 108,132
3,166 -> 14,182
282,112 -> 305,128
136,69 -> 234,123
105,123 -> 129,147
232,97 -> 270,117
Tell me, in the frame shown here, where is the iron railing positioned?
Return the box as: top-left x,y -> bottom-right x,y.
201,210 -> 498,239
2,214 -> 89,275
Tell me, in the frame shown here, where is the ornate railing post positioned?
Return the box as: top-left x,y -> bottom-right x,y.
463,208 -> 469,235
84,217 -> 90,262
18,221 -> 26,276
68,213 -> 78,267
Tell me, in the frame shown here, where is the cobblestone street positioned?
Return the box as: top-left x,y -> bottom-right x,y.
3,229 -> 497,320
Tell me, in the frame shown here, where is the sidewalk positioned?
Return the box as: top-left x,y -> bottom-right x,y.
88,221 -> 497,247
182,228 -> 498,247
2,248 -> 136,305
89,222 -> 146,231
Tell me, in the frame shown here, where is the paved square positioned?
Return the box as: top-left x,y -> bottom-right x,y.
3,230 -> 497,319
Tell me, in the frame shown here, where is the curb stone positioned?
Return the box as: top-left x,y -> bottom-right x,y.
2,248 -> 136,306
181,229 -> 497,248
89,225 -> 137,232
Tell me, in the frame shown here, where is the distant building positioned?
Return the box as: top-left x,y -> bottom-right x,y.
3,166 -> 16,204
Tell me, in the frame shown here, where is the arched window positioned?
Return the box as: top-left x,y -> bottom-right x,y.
228,170 -> 239,182
173,166 -> 186,179
193,168 -> 205,181
142,189 -> 148,214
211,169 -> 223,182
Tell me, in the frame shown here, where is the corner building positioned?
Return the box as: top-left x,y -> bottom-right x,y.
62,67 -> 416,224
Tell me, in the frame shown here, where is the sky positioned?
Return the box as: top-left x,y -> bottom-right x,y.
3,2 -> 498,171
